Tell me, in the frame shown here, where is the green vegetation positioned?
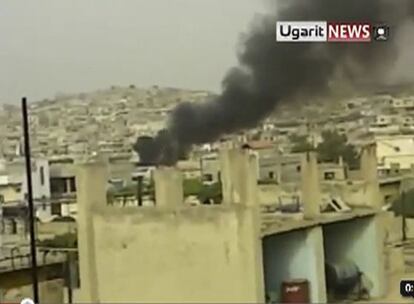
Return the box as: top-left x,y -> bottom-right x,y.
317,130 -> 359,169
392,189 -> 414,218
106,178 -> 222,204
198,182 -> 222,204
290,134 -> 315,153
290,130 -> 359,169
183,178 -> 204,196
38,232 -> 77,248
183,178 -> 222,204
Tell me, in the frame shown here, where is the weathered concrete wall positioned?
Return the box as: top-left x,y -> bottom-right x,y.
323,216 -> 385,298
405,218 -> 414,239
301,152 -> 321,218
90,206 -> 264,303
360,144 -> 383,208
1,279 -> 64,303
386,245 -> 405,274
36,222 -> 76,236
76,162 -> 107,303
381,212 -> 403,244
63,287 -> 82,303
76,155 -> 265,303
262,227 -> 326,303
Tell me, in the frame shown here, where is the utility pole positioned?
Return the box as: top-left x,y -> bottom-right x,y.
22,97 -> 39,303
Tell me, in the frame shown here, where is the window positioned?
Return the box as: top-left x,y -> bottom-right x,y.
11,219 -> 17,234
69,177 -> 76,192
324,172 -> 335,180
40,166 -> 45,186
51,178 -> 66,195
268,171 -> 275,179
296,165 -> 301,172
203,174 -> 213,182
51,203 -> 62,216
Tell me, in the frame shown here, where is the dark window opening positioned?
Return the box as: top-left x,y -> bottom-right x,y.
50,178 -> 66,195
40,166 -> 45,186
51,203 -> 62,216
69,177 -> 76,192
203,174 -> 213,182
324,172 -> 335,180
268,171 -> 275,179
11,220 -> 17,234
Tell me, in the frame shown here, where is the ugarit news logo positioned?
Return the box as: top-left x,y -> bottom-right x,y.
276,21 -> 389,42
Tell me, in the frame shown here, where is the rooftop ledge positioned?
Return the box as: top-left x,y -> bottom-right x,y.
261,208 -> 379,237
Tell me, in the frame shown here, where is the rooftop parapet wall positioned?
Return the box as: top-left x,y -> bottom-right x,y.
360,143 -> 384,208
219,148 -> 259,206
154,167 -> 183,209
301,151 -> 321,219
75,161 -> 108,303
75,153 -> 265,303
90,204 -> 264,303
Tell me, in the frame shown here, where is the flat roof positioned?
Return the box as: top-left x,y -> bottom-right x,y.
261,208 -> 378,237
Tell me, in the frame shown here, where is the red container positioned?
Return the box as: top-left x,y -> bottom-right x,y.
281,279 -> 310,303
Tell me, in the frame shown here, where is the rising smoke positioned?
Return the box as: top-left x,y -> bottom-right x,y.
134,0 -> 414,166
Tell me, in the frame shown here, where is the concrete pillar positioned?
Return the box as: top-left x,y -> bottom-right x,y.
360,143 -> 383,208
306,227 -> 327,303
219,148 -> 236,204
358,216 -> 386,298
154,167 -> 183,208
245,153 -> 260,206
301,151 -> 321,218
387,246 -> 405,274
76,161 -> 108,303
219,148 -> 259,206
66,178 -> 72,194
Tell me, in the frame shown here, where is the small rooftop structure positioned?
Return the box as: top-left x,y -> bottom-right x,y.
242,141 -> 274,150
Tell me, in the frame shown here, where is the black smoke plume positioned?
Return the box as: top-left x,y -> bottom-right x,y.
134,0 -> 414,166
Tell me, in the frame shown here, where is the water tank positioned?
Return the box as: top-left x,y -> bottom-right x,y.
325,261 -> 360,296
281,279 -> 310,303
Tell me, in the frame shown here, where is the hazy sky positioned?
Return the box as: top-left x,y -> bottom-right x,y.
0,0 -> 268,104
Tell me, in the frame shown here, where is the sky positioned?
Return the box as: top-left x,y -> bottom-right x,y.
0,0 -> 268,104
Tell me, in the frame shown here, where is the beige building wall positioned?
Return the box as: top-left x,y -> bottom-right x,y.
91,206 -> 263,303
0,184 -> 22,202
